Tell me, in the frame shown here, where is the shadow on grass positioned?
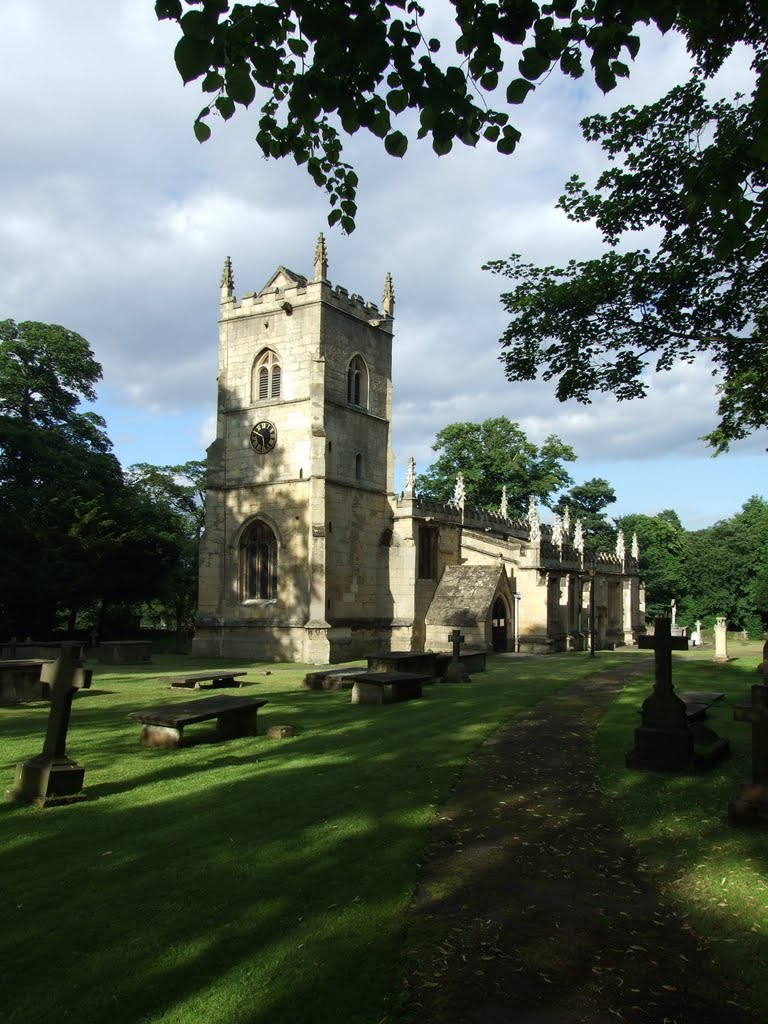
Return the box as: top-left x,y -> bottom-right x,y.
6,650 -> 744,1024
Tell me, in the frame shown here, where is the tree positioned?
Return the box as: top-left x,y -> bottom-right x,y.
685,496 -> 768,635
124,461 -> 206,641
553,476 -> 616,551
156,1 -> 768,233
614,510 -> 689,617
484,67 -> 768,451
415,417 -> 576,515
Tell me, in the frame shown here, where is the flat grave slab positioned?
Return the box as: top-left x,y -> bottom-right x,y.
167,671 -> 248,690
366,652 -> 437,677
128,694 -> 268,748
303,667 -> 368,691
351,671 -> 430,705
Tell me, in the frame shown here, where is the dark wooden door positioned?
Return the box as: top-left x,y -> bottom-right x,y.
492,598 -> 508,652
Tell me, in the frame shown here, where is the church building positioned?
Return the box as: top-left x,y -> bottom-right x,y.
192,239 -> 644,663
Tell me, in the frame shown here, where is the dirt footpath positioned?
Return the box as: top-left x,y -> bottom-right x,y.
394,661 -> 759,1024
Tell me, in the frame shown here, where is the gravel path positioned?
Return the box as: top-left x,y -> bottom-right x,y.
394,661 -> 758,1024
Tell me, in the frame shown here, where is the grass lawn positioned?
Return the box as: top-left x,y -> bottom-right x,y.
596,639 -> 768,1016
2,649 -> 635,1024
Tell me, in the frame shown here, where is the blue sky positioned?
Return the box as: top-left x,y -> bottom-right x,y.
1,2 -> 765,531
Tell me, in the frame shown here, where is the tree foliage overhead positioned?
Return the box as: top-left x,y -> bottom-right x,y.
485,59 -> 768,452
415,416 -> 576,514
156,0 -> 768,233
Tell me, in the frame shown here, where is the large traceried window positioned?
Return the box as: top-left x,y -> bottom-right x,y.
346,355 -> 368,409
252,349 -> 282,402
242,520 -> 278,600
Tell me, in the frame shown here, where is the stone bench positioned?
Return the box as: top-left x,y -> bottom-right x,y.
351,672 -> 430,705
167,671 -> 248,690
128,695 -> 268,748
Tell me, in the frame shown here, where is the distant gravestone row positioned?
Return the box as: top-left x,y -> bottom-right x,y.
4,627 -> 768,826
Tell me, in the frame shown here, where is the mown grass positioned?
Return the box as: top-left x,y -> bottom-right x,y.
596,640 -> 768,1016
2,649 -> 635,1024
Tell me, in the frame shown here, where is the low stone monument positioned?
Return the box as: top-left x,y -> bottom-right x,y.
729,683 -> 768,825
713,617 -> 730,663
442,629 -> 470,683
6,644 -> 87,807
690,619 -> 703,647
626,618 -> 730,772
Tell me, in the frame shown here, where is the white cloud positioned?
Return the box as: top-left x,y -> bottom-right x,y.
1,1 -> 764,528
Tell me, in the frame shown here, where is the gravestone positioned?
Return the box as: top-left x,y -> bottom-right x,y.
690,619 -> 702,647
713,617 -> 729,663
756,638 -> 768,679
626,618 -> 730,772
728,684 -> 768,825
442,629 -> 470,683
6,644 -> 87,807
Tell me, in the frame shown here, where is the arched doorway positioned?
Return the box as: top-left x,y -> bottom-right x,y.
492,598 -> 508,652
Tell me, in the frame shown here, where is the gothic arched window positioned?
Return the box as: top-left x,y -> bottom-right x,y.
252,349 -> 282,402
242,520 -> 278,600
346,355 -> 368,409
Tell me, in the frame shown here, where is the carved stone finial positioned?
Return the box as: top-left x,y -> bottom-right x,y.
527,495 -> 540,543
631,531 -> 639,561
453,473 -> 465,510
500,485 -> 508,519
616,529 -> 626,562
220,256 -> 234,298
552,513 -> 564,550
574,519 -> 584,554
314,233 -> 328,281
382,272 -> 394,317
562,506 -> 571,538
404,456 -> 416,495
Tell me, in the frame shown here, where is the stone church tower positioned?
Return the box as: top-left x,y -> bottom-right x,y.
193,237 -> 396,663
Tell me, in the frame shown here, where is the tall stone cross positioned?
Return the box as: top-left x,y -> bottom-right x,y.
6,644 -> 86,807
636,618 -> 688,728
448,629 -> 465,664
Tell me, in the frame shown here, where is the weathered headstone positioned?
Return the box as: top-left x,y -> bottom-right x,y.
626,617 -> 730,772
756,638 -> 768,680
728,684 -> 768,825
690,619 -> 702,647
5,644 -> 86,807
442,629 -> 470,683
713,617 -> 729,663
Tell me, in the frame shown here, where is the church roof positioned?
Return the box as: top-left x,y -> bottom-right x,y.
259,266 -> 308,294
425,564 -> 510,627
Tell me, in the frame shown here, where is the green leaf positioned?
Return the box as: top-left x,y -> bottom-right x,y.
506,78 -> 534,104
202,71 -> 225,93
215,96 -> 236,120
432,136 -> 453,156
194,118 -> 212,143
155,0 -> 182,20
174,35 -> 213,84
479,71 -> 498,91
327,208 -> 342,227
226,64 -> 256,107
384,130 -> 408,157
386,89 -> 409,114
518,48 -> 550,81
483,125 -> 500,142
288,38 -> 308,57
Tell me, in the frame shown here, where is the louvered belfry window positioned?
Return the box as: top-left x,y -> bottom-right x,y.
346,355 -> 368,409
253,349 -> 281,402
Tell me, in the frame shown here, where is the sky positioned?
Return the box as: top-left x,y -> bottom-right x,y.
1,2 -> 765,531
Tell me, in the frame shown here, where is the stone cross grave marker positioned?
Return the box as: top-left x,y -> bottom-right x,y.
443,629 -> 470,683
6,644 -> 87,807
626,617 -> 729,771
729,683 -> 768,825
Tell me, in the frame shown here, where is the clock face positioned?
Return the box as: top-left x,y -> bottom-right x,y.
250,420 -> 277,454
